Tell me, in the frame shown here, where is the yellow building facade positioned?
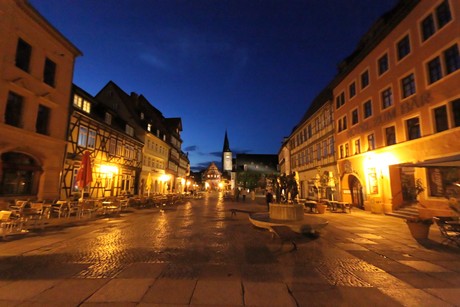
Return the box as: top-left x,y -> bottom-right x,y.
334,0 -> 459,214
0,0 -> 81,201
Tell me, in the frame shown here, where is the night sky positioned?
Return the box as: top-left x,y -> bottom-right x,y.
30,0 -> 398,171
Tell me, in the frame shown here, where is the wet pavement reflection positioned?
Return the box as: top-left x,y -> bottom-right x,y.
1,192 -> 459,306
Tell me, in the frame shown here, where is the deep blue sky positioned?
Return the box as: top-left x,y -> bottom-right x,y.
31,0 -> 398,171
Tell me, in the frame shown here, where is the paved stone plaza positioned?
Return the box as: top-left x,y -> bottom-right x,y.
0,193 -> 459,306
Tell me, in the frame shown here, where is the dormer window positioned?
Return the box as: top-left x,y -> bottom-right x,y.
73,94 -> 91,113
104,112 -> 112,125
125,124 -> 134,136
147,123 -> 151,131
140,112 -> 144,120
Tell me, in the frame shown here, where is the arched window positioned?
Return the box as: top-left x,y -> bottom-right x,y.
0,152 -> 41,196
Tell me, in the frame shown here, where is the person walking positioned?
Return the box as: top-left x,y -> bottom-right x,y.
266,190 -> 273,211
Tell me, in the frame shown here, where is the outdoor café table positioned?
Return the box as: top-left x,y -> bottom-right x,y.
304,200 -> 318,213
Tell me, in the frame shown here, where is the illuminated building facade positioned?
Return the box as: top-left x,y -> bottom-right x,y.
203,162 -> 222,191
287,88 -> 337,200
0,0 -> 81,201
333,0 -> 460,214
61,85 -> 143,199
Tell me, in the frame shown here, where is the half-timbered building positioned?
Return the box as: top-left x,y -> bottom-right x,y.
60,84 -> 143,199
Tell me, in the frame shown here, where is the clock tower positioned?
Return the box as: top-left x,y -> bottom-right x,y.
222,130 -> 232,176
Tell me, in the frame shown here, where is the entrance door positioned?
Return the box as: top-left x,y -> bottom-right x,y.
349,175 -> 364,209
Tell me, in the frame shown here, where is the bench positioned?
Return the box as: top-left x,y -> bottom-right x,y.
229,209 -> 256,217
0,210 -> 28,239
268,225 -> 298,251
433,216 -> 460,247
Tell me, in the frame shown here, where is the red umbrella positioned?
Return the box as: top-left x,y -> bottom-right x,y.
76,151 -> 93,200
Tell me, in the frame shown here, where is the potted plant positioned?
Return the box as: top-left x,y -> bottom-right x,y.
405,216 -> 433,240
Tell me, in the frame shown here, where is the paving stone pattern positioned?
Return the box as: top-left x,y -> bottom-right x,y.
0,193 -> 459,306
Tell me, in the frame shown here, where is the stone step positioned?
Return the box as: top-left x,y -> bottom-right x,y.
385,205 -> 419,219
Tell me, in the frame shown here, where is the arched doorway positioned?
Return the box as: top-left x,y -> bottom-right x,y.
348,175 -> 364,209
342,173 -> 364,209
0,152 -> 42,197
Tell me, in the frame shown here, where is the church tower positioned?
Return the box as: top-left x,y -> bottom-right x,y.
222,130 -> 232,176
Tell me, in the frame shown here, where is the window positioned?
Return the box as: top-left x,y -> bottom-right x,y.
421,14 -> 435,41
351,109 -> 359,125
109,138 -> 116,154
367,134 -> 375,150
82,100 -> 91,113
126,125 -> 134,136
436,0 -> 452,29
335,92 -> 345,109
0,152 -> 40,196
104,113 -> 112,125
360,70 -> 369,89
316,143 -> 321,160
381,88 -> 393,109
322,140 -> 328,157
43,58 -> 56,87
401,73 -> 416,98
427,57 -> 442,84
339,145 -> 344,159
338,116 -> 347,132
36,104 -> 50,135
15,38 -> 32,72
385,126 -> 396,146
354,139 -> 361,154
5,92 -> 23,127
87,129 -> 96,148
453,99 -> 460,127
434,105 -> 448,132
349,82 -> 356,98
397,35 -> 411,60
378,54 -> 389,75
116,141 -> 123,156
345,143 -> 349,157
73,95 -> 82,108
444,44 -> 459,75
78,126 -> 88,147
363,100 -> 372,119
406,117 -> 421,140
147,123 -> 151,131
328,137 -> 334,156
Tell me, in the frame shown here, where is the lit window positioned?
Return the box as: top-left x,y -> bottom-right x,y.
381,88 -> 393,109
147,123 -> 151,131
78,126 -> 88,147
73,95 -> 83,108
82,100 -> 91,113
87,129 -> 96,148
367,134 -> 375,150
401,73 -> 416,98
354,139 -> 361,154
397,35 -> 411,60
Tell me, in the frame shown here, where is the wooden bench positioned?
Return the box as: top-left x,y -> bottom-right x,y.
268,225 -> 298,251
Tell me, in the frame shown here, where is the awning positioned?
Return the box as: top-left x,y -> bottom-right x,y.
399,154 -> 460,168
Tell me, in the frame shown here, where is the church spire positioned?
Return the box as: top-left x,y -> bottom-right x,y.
223,130 -> 231,152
